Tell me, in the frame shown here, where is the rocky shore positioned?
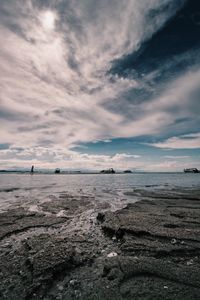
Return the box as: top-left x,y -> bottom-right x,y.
0,188 -> 200,299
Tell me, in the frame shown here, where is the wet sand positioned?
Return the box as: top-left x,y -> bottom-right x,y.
0,187 -> 200,299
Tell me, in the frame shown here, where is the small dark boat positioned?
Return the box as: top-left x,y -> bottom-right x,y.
123,170 -> 132,173
100,168 -> 115,174
55,168 -> 61,174
184,168 -> 199,173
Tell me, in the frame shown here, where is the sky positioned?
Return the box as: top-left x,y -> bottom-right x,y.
0,0 -> 200,171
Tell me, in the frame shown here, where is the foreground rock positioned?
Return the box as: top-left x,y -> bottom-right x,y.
0,194 -> 112,300
101,197 -> 200,299
0,190 -> 200,299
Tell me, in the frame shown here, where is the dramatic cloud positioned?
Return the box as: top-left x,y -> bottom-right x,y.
0,0 -> 199,170
151,133 -> 200,149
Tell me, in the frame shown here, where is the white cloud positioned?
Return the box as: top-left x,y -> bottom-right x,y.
144,160 -> 189,172
0,146 -> 142,170
151,133 -> 200,149
165,156 -> 190,159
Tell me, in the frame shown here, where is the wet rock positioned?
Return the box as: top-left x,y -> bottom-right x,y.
100,196 -> 200,299
41,195 -> 93,216
1,189 -> 200,299
0,208 -> 66,241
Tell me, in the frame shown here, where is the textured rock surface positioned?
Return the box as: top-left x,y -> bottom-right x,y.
100,197 -> 200,299
0,190 -> 200,299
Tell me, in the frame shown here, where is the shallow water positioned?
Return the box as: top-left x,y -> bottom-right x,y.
0,173 -> 199,211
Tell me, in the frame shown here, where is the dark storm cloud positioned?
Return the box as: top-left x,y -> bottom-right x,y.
109,0 -> 200,112
110,0 -> 200,79
104,0 -> 200,141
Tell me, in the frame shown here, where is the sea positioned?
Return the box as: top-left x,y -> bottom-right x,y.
0,173 -> 200,212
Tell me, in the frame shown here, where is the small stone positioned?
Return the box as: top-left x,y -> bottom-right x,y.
57,285 -> 64,291
171,238 -> 177,244
186,260 -> 193,266
107,252 -> 118,258
69,279 -> 78,287
133,256 -> 139,260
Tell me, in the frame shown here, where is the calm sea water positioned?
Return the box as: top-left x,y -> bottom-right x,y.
0,173 -> 199,211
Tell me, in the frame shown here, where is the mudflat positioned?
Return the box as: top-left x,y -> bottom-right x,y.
0,189 -> 200,299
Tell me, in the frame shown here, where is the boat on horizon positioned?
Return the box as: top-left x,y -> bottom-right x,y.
100,168 -> 116,174
184,168 -> 199,173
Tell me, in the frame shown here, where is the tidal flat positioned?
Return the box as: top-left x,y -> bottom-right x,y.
0,175 -> 200,299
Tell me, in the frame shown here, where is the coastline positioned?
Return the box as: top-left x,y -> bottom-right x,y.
0,170 -> 192,175
0,187 -> 200,299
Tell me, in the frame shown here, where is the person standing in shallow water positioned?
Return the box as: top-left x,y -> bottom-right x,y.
30,165 -> 34,174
